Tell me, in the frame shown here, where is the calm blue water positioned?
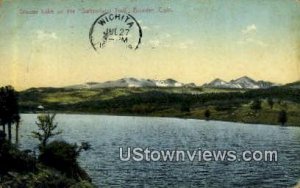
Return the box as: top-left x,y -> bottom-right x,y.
13,114 -> 300,187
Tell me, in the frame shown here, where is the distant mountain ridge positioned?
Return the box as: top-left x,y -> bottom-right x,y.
67,77 -> 197,89
65,76 -> 278,89
202,76 -> 277,89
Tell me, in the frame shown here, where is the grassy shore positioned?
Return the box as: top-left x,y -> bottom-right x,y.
148,100 -> 300,126
19,87 -> 300,126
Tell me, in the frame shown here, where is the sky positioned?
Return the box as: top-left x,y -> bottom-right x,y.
0,0 -> 299,90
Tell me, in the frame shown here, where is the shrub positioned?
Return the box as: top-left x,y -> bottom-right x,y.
278,110 -> 287,125
39,141 -> 79,176
267,98 -> 274,109
250,99 -> 262,111
204,109 -> 211,120
39,140 -> 91,181
0,139 -> 36,175
180,101 -> 190,113
27,169 -> 76,188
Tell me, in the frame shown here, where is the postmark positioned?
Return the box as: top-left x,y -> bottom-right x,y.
89,13 -> 142,51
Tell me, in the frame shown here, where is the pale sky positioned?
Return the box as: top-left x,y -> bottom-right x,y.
0,0 -> 299,90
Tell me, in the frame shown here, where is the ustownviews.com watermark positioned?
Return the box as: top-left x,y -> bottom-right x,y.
119,147 -> 278,162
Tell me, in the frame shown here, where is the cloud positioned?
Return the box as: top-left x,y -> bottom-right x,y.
149,39 -> 160,47
178,39 -> 194,49
147,33 -> 172,48
179,43 -> 188,49
137,20 -> 150,31
154,25 -> 161,29
237,38 -> 267,47
148,37 -> 194,49
141,26 -> 149,30
36,30 -> 57,40
242,24 -> 257,35
238,24 -> 267,47
164,33 -> 171,38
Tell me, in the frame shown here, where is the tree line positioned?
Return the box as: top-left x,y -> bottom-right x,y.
0,86 -> 20,143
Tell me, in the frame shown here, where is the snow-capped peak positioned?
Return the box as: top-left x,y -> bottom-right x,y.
203,76 -> 276,89
66,78 -> 196,89
230,76 -> 259,89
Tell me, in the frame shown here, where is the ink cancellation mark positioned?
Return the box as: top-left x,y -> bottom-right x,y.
89,13 -> 142,51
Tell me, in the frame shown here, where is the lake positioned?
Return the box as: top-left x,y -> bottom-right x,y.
14,114 -> 300,187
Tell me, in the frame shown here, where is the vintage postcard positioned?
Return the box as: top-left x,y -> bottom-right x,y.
0,0 -> 300,187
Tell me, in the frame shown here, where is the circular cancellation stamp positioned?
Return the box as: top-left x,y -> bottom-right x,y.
89,13 -> 142,51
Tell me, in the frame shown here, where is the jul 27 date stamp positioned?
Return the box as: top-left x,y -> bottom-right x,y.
89,13 -> 142,51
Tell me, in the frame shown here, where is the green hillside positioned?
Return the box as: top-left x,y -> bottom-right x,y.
19,86 -> 300,126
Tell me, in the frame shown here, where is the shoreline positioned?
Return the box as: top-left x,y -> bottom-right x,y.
20,111 -> 298,127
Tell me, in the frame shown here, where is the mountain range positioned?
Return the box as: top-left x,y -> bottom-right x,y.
66,76 -> 277,89
202,76 -> 277,89
67,77 -> 196,89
